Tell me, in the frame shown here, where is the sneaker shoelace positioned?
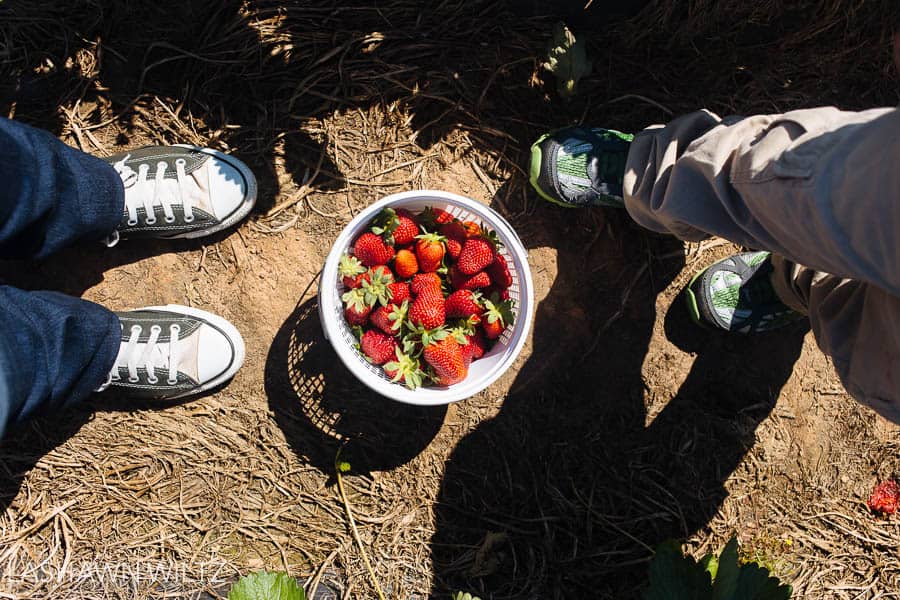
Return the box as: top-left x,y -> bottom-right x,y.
106,154 -> 195,247
98,323 -> 183,390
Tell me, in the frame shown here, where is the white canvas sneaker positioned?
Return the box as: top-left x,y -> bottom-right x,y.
99,305 -> 245,399
103,145 -> 257,246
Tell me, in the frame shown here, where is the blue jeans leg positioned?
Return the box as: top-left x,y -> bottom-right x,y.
0,118 -> 125,438
0,288 -> 120,438
0,117 -> 124,258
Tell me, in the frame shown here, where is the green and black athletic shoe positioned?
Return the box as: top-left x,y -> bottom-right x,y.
529,126 -> 634,208
686,251 -> 804,334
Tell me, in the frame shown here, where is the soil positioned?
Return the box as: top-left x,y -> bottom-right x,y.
1,1 -> 900,598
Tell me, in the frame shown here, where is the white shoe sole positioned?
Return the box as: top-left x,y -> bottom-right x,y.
146,304 -> 246,399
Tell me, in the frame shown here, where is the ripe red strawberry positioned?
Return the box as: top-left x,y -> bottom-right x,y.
467,331 -> 487,360
371,207 -> 420,246
370,301 -> 408,335
458,237 -> 496,274
439,220 -> 468,241
384,347 -> 426,390
415,231 -> 446,272
411,272 -> 442,295
419,206 -> 454,228
424,336 -> 467,386
388,281 -> 411,304
409,287 -> 446,329
486,253 -> 513,288
445,289 -> 483,321
354,232 -> 395,267
449,266 -> 491,290
360,330 -> 397,365
482,297 -> 515,340
342,288 -> 373,326
339,254 -> 367,289
392,209 -> 420,246
395,248 -> 419,278
446,237 -> 462,260
462,220 -> 482,238
869,480 -> 900,514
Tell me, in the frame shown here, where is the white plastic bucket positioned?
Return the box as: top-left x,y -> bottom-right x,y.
318,190 -> 534,406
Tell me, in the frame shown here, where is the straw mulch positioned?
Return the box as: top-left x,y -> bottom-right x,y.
1,1 -> 899,598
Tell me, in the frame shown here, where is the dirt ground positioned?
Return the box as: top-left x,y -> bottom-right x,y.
1,1 -> 900,598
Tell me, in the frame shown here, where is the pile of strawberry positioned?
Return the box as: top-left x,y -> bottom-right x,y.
338,206 -> 516,389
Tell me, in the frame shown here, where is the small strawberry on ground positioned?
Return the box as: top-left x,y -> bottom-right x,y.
384,346 -> 426,390
482,297 -> 515,339
458,233 -> 499,275
360,329 -> 398,365
388,281 -> 411,304
424,332 -> 468,386
342,287 -> 373,326
409,287 -> 446,329
449,266 -> 492,290
370,301 -> 409,336
339,254 -> 367,289
415,230 -> 447,272
395,248 -> 419,278
371,207 -> 420,246
354,232 -> 395,267
445,289 -> 484,322
486,253 -> 513,288
411,272 -> 443,295
869,480 -> 900,515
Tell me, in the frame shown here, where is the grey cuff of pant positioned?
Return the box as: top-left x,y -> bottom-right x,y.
769,254 -> 810,315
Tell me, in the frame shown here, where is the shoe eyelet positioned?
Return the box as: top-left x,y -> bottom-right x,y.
150,325 -> 162,334
147,375 -> 158,384
164,215 -> 176,223
157,161 -> 168,170
170,324 -> 181,334
167,377 -> 178,385
175,158 -> 186,167
145,217 -> 157,225
183,215 -> 195,223
130,325 -> 142,335
127,218 -> 139,226
128,376 -> 140,383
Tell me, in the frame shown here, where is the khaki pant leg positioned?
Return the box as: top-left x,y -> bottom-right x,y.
622,106 -> 900,419
769,255 -> 900,422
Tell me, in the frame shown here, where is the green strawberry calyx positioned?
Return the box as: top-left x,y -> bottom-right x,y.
384,347 -> 426,390
338,253 -> 366,278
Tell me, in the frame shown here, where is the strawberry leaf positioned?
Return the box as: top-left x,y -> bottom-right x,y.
228,571 -> 305,600
643,540 -> 713,600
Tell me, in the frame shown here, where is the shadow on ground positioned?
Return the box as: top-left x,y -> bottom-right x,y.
428,191 -> 808,598
264,291 -> 447,476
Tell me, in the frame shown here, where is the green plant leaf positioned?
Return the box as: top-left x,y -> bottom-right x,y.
643,540 -> 713,600
228,571 -> 306,600
452,593 -> 481,600
700,553 -> 718,581
731,562 -> 793,600
711,538 -> 740,599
